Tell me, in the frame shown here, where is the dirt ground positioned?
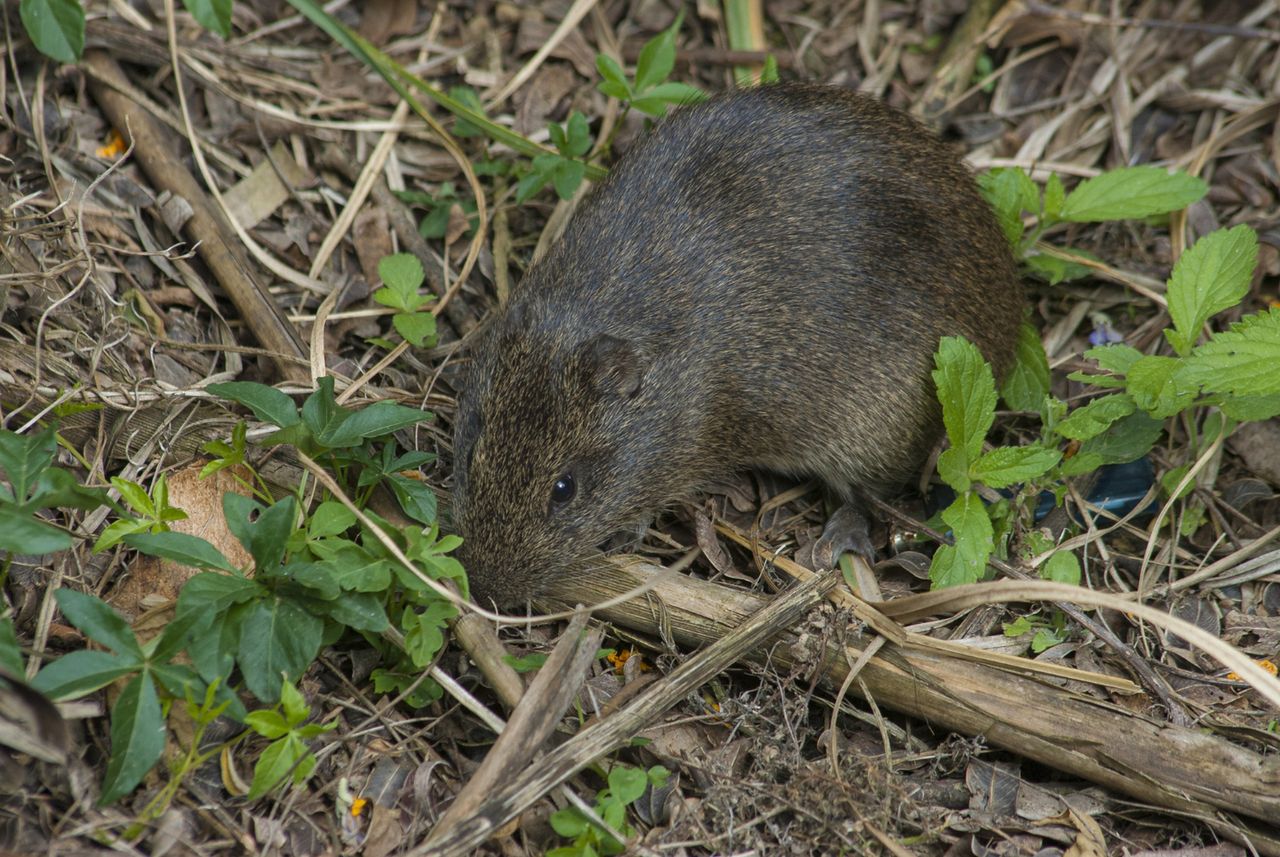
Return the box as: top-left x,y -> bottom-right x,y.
3,1 -> 1280,855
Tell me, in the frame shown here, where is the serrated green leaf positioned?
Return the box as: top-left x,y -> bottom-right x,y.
31,650 -> 137,700
1054,394 -> 1135,442
1165,224 -> 1258,355
20,0 -> 85,63
1043,173 -> 1065,220
98,673 -> 165,804
1218,393 -> 1280,422
55,589 -> 141,658
181,0 -> 232,38
932,336 -> 997,462
977,168 -> 1038,246
1180,308 -> 1280,397
1059,166 -> 1206,222
392,310 -> 436,349
1126,355 -> 1197,418
971,446 -> 1061,489
207,382 -> 300,428
377,252 -> 425,297
1000,323 -> 1051,412
930,493 -> 993,588
1085,343 -> 1144,374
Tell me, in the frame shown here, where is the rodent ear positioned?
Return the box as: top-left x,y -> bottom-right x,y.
582,334 -> 646,399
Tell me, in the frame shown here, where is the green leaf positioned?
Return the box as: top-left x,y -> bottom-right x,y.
319,400 -> 432,447
280,678 -> 308,726
0,426 -> 56,504
639,81 -> 706,106
318,591 -> 388,632
1042,551 -> 1081,585
247,733 -> 306,798
124,531 -> 236,572
564,112 -> 592,157
971,446 -> 1061,489
98,673 -> 165,804
550,807 -> 589,838
0,616 -> 23,677
595,54 -> 628,88
402,599 -> 457,666
175,571 -> 260,619
19,0 -> 85,63
1043,173 -> 1065,220
1054,394 -> 1135,442
237,599 -> 323,703
634,16 -> 679,92
308,501 -> 356,539
223,494 -> 296,573
1180,307 -> 1280,398
448,86 -> 487,136
319,548 -> 393,592
930,493 -> 993,588
1000,323 -> 1051,412
0,506 -> 72,554
110,477 -> 155,518
1025,252 -> 1095,285
1165,225 -> 1258,355
1126,355 -> 1196,418
1075,411 -> 1164,465
977,168 -> 1037,246
207,382 -> 300,429
1218,393 -> 1280,422
377,253 -> 425,294
932,336 -> 997,461
387,473 -> 438,525
393,311 -> 437,348
608,765 -> 649,804
55,589 -> 141,658
300,376 -> 344,441
180,0 -> 232,38
552,158 -> 586,201
245,709 -> 289,740
1059,166 -> 1206,222
31,650 -> 137,700
1085,344 -> 1144,374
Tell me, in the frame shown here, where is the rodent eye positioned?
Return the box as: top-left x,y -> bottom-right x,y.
549,474 -> 577,505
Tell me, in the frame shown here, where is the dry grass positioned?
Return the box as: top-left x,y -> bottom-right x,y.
2,1 -> 1279,855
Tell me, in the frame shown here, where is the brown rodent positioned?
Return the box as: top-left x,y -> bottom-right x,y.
451,83 -> 1023,607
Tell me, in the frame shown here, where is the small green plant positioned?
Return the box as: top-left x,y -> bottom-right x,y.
93,473 -> 187,552
20,0 -> 232,62
371,253 -> 438,349
1003,611 -> 1069,653
548,763 -> 670,857
516,111 -> 595,203
596,15 -> 705,118
243,678 -> 337,798
31,588 -> 241,803
0,426 -> 106,560
931,165 -> 1279,590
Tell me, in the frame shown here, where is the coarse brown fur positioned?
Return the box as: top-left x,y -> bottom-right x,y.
451,83 -> 1023,606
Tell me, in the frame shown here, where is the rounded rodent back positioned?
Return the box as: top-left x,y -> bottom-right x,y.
453,83 -> 1023,605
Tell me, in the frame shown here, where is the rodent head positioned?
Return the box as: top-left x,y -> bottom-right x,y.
452,315 -> 672,607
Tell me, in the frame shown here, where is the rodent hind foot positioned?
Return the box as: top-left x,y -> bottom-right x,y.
809,502 -> 876,571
